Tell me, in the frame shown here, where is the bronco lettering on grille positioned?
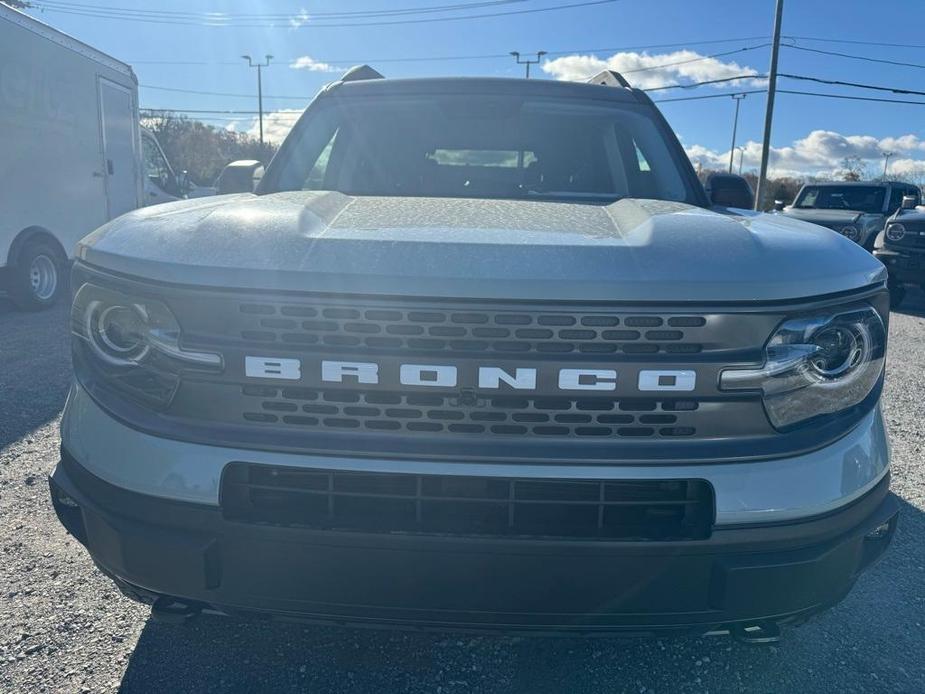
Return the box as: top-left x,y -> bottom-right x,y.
244,357 -> 696,392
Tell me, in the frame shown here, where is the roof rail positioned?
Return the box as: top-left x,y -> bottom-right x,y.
586,70 -> 631,88
340,65 -> 385,82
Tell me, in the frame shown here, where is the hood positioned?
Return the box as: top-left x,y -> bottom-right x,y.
77,192 -> 886,302
781,207 -> 872,227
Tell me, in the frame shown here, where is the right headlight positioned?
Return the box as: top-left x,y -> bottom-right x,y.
720,305 -> 886,429
71,282 -> 222,409
840,225 -> 860,242
886,223 -> 906,242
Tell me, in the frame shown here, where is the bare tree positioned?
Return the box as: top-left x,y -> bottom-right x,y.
141,112 -> 277,186
838,156 -> 869,182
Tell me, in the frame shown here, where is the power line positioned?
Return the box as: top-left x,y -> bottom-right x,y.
643,74 -> 766,92
778,89 -> 925,107
31,0 -> 624,28
784,44 -> 925,71
779,73 -> 925,98
125,38 -> 771,67
784,34 -> 925,50
652,89 -> 765,103
35,0 -> 527,20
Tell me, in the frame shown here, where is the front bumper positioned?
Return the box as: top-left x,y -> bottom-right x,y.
875,248 -> 925,284
51,445 -> 898,635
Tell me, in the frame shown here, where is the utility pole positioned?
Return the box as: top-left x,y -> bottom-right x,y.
242,54 -> 273,146
510,51 -> 546,79
728,93 -> 747,173
738,146 -> 746,175
754,0 -> 783,210
883,151 -> 895,177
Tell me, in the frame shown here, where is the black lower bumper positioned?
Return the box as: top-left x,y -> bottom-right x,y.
50,450 -> 899,636
875,248 -> 925,284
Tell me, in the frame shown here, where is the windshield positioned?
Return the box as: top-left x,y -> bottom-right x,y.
794,185 -> 885,213
267,94 -> 697,204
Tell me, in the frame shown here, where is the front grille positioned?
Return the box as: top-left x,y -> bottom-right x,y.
222,464 -> 715,541
236,301 -> 708,355
241,386 -> 701,438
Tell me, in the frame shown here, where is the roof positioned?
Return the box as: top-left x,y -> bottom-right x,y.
0,3 -> 134,79
802,181 -> 914,188
326,75 -> 645,104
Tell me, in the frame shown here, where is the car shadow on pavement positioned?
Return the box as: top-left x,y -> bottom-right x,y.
0,300 -> 72,451
893,285 -> 925,319
117,497 -> 924,694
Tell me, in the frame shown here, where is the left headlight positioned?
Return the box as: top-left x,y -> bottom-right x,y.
71,283 -> 222,409
720,304 -> 886,429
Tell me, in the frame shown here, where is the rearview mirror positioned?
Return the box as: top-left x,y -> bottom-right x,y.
705,173 -> 754,210
901,195 -> 917,210
773,199 -> 786,212
217,160 -> 264,194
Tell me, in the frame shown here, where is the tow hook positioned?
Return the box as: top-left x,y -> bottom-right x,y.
150,596 -> 202,625
731,621 -> 782,644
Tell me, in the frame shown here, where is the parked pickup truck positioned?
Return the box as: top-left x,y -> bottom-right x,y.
780,180 -> 921,250
50,66 -> 898,639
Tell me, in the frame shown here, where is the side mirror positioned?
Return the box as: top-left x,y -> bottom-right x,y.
773,199 -> 786,212
901,195 -> 917,210
705,173 -> 754,210
217,160 -> 265,194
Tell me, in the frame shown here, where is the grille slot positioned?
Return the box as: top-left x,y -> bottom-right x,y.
236,302 -> 708,354
242,388 -> 698,439
222,464 -> 715,541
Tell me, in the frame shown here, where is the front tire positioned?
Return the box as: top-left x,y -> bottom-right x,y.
8,240 -> 64,311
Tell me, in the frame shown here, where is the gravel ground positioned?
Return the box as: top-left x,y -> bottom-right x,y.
1,292 -> 924,694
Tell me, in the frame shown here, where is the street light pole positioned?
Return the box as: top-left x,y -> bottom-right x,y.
728,94 -> 747,173
883,151 -> 895,177
510,51 -> 547,79
242,54 -> 273,146
754,0 -> 784,210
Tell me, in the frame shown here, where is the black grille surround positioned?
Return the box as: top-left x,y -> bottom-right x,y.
71,263 -> 889,463
221,463 -> 715,541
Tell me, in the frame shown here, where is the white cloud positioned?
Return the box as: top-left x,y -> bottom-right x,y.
290,55 -> 338,72
684,129 -> 925,179
245,109 -> 305,145
541,50 -> 761,90
289,8 -> 310,28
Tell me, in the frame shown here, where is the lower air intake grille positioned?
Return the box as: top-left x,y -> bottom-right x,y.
222,464 -> 714,541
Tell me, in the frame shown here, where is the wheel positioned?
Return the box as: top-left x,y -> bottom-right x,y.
889,282 -> 907,310
8,240 -> 65,311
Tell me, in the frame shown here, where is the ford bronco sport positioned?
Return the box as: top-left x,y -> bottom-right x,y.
50,67 -> 898,638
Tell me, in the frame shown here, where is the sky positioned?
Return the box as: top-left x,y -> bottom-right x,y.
19,0 -> 925,179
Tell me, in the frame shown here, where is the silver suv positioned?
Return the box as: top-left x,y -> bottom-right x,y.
782,180 -> 921,250
50,67 -> 897,639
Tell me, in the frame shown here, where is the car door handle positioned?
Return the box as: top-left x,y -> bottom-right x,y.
107,159 -> 114,175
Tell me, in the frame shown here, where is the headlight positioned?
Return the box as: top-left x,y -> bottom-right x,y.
720,305 -> 885,429
71,283 -> 222,408
886,223 -> 905,242
840,225 -> 860,241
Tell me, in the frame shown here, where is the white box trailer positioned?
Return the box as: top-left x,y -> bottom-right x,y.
0,5 -> 142,309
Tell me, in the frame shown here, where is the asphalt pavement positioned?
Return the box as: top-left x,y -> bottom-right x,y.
1,292 -> 923,694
